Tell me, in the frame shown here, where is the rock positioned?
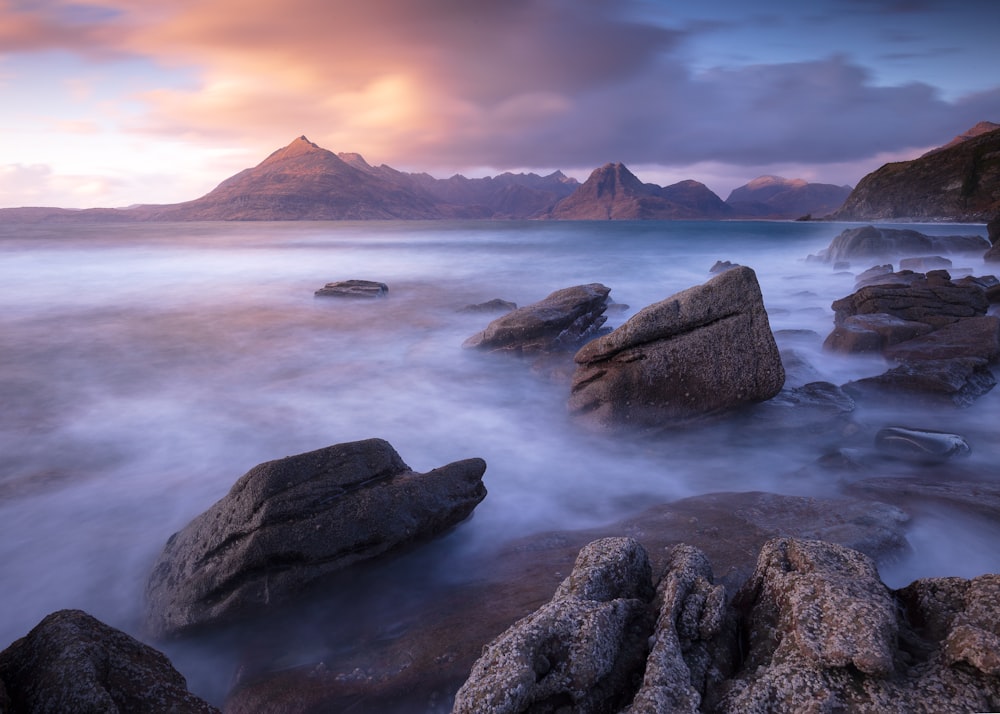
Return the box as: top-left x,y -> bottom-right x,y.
622,545 -> 733,714
873,426 -> 971,461
844,357 -> 997,408
569,266 -> 785,428
143,439 -> 487,638
709,260 -> 739,274
224,492 -> 909,714
451,537 -> 655,714
831,271 -> 988,330
850,478 -> 1000,521
883,315 -> 1000,363
990,216 -> 1000,244
854,264 -> 894,288
816,225 -> 989,263
463,283 -> 611,354
0,609 -> 219,713
314,279 -> 388,298
823,313 -> 933,354
713,540 -> 1000,713
459,298 -> 517,314
899,255 -> 952,271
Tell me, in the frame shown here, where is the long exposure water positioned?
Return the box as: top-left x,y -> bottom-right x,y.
1,219 -> 997,704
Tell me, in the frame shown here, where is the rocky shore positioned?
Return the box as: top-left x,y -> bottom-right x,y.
3,223 -> 1000,713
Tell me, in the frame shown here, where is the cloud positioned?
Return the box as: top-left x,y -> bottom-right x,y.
2,0 -> 999,200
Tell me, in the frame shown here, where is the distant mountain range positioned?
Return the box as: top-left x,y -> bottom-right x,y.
0,135 -> 854,222
6,123 -> 997,222
830,121 -> 1000,222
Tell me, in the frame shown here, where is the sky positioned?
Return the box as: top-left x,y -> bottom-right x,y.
1,0 -> 999,208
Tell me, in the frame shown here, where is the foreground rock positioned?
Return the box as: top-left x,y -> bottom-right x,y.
453,537 -> 1000,713
143,438 -> 487,638
0,609 -> 219,713
569,266 -> 784,428
314,279 -> 388,298
463,283 -> 611,354
814,225 -> 989,263
225,492 -> 908,713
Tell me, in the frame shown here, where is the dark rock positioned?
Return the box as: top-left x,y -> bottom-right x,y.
899,255 -> 952,271
831,271 -> 988,330
451,537 -> 655,714
0,609 -> 219,713
874,426 -> 971,461
463,283 -> 611,354
765,381 -> 856,413
817,225 -> 989,263
143,438 -> 487,638
459,298 -> 517,314
709,260 -> 739,274
989,216 -> 1000,245
854,264 -> 895,288
314,279 -> 388,298
823,313 -> 934,354
569,266 -> 784,428
883,315 -> 1000,363
833,260 -> 851,271
843,357 -> 997,408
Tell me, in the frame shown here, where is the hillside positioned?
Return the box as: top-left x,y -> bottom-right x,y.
829,124 -> 1000,222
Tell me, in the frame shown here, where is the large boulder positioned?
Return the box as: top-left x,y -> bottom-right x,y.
817,225 -> 989,263
463,283 -> 611,354
143,438 -> 487,638
0,609 -> 219,713
569,266 -> 784,428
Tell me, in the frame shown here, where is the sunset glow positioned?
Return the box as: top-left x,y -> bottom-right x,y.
2,0 -> 999,208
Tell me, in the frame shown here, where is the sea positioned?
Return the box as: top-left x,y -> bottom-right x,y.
1,219 -> 998,703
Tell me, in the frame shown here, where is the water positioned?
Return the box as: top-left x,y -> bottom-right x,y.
1,219 -> 997,702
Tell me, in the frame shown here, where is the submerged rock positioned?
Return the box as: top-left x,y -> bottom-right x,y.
459,298 -> 517,314
143,438 -> 487,638
844,357 -> 996,408
463,283 -> 611,354
874,426 -> 971,461
0,609 -> 218,713
569,266 -> 784,428
314,279 -> 389,298
816,225 -> 989,263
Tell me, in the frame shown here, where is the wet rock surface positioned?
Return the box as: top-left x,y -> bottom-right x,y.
873,426 -> 971,461
143,438 -> 487,638
0,609 -> 219,713
314,279 -> 389,298
463,283 -> 611,354
569,266 -> 784,428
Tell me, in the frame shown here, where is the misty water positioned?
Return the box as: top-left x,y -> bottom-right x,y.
2,219 -> 998,704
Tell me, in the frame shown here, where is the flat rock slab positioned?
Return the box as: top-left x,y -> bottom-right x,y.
143,438 -> 487,638
314,280 -> 389,298
818,225 -> 989,263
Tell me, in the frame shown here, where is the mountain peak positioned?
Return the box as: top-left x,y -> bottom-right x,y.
923,120 -> 1000,156
262,135 -> 327,163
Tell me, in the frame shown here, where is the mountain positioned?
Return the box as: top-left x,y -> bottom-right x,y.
546,162 -> 732,219
829,123 -> 1000,222
921,121 -> 1000,157
725,175 -> 853,218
